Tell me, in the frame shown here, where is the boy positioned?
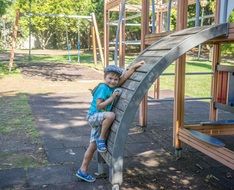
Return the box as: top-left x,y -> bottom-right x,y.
76,61 -> 144,182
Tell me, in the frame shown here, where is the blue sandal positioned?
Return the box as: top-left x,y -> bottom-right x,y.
96,139 -> 107,153
76,169 -> 96,183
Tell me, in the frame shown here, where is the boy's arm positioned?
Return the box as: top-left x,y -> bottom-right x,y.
96,92 -> 119,110
118,60 -> 144,86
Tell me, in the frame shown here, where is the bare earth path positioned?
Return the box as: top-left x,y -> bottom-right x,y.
0,62 -> 233,190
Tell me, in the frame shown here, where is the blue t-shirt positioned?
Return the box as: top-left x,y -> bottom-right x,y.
88,83 -> 116,116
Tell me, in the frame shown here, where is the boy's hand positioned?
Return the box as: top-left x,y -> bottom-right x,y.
112,88 -> 122,99
131,60 -> 145,70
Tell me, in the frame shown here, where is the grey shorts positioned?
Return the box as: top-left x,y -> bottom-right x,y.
87,112 -> 106,142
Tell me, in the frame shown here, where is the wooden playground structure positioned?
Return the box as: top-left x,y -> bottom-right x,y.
101,0 -> 234,189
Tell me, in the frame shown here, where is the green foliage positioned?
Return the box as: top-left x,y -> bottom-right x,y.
221,10 -> 234,56
18,0 -> 97,49
0,62 -> 20,76
0,0 -> 12,16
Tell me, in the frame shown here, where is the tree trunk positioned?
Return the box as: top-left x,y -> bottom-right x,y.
9,9 -> 20,72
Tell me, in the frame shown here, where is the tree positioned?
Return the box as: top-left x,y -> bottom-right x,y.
0,0 -> 13,16
18,0 -> 97,49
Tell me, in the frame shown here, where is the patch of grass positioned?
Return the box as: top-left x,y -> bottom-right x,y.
0,94 -> 40,142
152,58 -> 213,98
0,63 -> 21,76
26,53 -> 98,65
0,152 -> 47,170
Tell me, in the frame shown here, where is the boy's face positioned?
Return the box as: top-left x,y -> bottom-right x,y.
104,73 -> 120,88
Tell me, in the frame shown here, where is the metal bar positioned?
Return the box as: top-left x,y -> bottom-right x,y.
27,13 -> 92,20
188,14 -> 215,22
151,0 -> 156,33
114,0 -> 126,66
161,72 -> 213,76
221,0 -> 228,23
195,0 -> 200,26
111,13 -> 141,23
167,0 -> 172,32
110,40 -> 141,45
148,97 -> 212,102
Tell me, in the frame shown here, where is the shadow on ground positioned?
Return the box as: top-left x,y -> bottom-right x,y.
1,91 -> 233,190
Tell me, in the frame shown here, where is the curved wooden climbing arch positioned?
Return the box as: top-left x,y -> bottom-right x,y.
99,23 -> 229,187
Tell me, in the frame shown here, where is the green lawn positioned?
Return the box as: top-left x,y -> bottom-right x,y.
158,59 -> 213,98
0,94 -> 40,140
0,52 -> 226,99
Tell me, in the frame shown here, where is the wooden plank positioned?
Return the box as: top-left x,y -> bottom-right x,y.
129,71 -> 147,81
171,26 -> 209,37
141,50 -> 169,57
121,79 -> 140,91
111,121 -> 120,133
184,124 -> 234,136
221,71 -> 228,104
148,36 -> 192,50
91,13 -> 104,65
217,71 -> 223,103
107,139 -> 114,153
112,107 -> 124,122
173,0 -> 187,149
114,97 -> 129,111
106,0 -> 120,10
179,131 -> 234,170
179,129 -> 234,160
120,88 -> 134,100
145,32 -> 171,45
100,151 -> 112,166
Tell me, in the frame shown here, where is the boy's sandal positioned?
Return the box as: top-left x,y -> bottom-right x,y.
96,139 -> 107,153
76,169 -> 96,183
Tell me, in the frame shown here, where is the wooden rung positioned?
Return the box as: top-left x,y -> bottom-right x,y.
100,151 -> 112,166
179,128 -> 234,167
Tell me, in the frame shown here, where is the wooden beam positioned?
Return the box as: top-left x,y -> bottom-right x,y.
139,0 -> 150,127
210,0 -> 222,120
179,128 -> 234,170
173,0 -> 188,148
91,13 -> 104,66
92,26 -> 97,65
184,124 -> 234,136
145,32 -> 171,45
145,23 -> 234,45
106,0 -> 121,11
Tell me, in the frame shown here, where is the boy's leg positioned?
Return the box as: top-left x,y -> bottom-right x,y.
99,112 -> 115,140
80,142 -> 96,172
76,142 -> 96,182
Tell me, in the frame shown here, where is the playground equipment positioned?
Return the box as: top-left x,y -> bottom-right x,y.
9,11 -> 104,67
101,0 -> 234,189
28,13 -> 104,65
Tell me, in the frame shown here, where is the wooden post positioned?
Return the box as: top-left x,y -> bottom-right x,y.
92,26 -> 97,65
9,9 -> 20,71
91,13 -> 104,66
173,0 -> 188,149
104,3 -> 110,67
210,0 -> 221,120
139,0 -> 149,127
